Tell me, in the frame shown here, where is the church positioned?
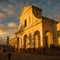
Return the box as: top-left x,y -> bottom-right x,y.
10,5 -> 60,52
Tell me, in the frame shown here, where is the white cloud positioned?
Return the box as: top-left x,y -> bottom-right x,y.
7,22 -> 18,28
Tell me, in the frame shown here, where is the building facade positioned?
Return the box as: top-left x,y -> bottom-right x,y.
57,22 -> 60,45
10,5 -> 60,52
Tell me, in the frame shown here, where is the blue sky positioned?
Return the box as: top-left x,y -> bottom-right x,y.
0,0 -> 60,44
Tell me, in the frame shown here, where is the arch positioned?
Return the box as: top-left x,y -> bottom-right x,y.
57,30 -> 60,45
34,30 -> 40,49
24,35 -> 29,49
24,35 -> 27,49
45,31 -> 52,48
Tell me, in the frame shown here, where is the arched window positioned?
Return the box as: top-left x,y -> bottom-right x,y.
24,20 -> 27,27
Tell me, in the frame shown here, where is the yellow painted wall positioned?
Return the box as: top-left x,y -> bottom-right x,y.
10,37 -> 17,48
42,18 -> 58,47
57,22 -> 60,45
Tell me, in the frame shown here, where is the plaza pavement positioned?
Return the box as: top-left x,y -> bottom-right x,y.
0,52 -> 60,60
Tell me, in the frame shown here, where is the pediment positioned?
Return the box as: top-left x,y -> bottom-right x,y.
19,6 -> 32,17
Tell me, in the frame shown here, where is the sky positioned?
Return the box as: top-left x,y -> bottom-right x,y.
0,0 -> 60,44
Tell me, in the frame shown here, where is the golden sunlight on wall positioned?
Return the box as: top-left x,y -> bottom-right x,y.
57,22 -> 60,45
45,32 -> 52,47
10,38 -> 17,48
10,6 -> 60,52
35,35 -> 39,48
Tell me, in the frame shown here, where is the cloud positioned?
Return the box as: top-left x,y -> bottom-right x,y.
47,0 -> 52,5
0,0 -> 47,22
46,2 -> 60,21
0,13 -> 5,19
7,22 -> 18,28
0,22 -> 18,44
0,3 -> 17,19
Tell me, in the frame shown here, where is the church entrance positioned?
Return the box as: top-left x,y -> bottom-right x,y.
45,31 -> 52,48
34,31 -> 40,49
24,35 -> 28,49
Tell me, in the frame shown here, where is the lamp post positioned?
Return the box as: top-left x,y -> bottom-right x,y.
7,36 -> 9,45
7,36 -> 10,51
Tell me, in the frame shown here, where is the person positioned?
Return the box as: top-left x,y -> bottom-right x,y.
7,52 -> 11,60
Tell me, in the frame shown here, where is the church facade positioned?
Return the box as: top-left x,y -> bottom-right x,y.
10,6 -> 60,52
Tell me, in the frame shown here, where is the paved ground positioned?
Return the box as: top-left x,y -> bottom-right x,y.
0,52 -> 60,60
